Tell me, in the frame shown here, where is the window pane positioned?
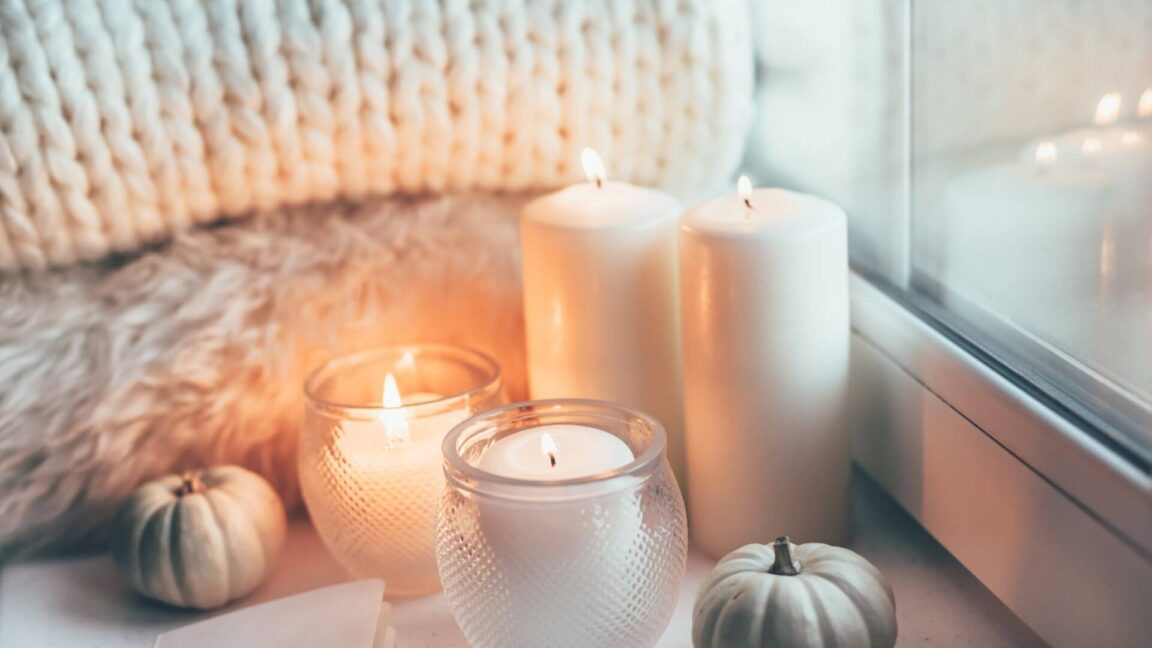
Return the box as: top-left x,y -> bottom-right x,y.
909,0 -> 1152,456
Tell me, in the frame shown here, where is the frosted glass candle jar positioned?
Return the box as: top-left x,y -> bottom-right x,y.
436,400 -> 688,648
300,345 -> 504,598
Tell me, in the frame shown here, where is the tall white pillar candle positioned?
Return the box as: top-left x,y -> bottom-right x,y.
680,178 -> 850,557
520,149 -> 686,485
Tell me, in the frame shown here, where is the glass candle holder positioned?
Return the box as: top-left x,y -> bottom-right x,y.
436,399 -> 688,647
300,344 -> 504,598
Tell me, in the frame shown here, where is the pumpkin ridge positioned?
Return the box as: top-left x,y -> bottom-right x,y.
220,476 -> 280,561
809,570 -> 895,647
201,490 -> 240,597
802,576 -> 849,648
115,491 -> 170,592
168,497 -> 196,607
750,571 -> 777,646
179,489 -> 235,608
152,502 -> 185,607
219,486 -> 272,594
757,573 -> 789,647
804,554 -> 883,575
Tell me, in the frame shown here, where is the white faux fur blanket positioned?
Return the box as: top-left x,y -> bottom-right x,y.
0,0 -> 752,271
0,194 -> 528,559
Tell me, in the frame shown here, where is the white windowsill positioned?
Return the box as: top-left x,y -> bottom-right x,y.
849,271 -> 1152,648
0,472 -> 1040,647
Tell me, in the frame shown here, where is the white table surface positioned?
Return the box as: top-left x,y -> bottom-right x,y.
0,472 -> 1044,647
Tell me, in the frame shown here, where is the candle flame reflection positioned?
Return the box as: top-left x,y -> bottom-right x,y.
581,147 -> 606,188
379,373 -> 410,445
1081,136 -> 1103,156
541,432 -> 558,468
1139,88 -> 1152,118
1035,141 -> 1058,169
1094,92 -> 1123,126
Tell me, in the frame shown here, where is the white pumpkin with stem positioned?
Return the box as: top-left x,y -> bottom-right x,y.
110,465 -> 287,610
693,536 -> 897,648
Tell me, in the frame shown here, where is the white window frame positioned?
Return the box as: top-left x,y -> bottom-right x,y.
849,272 -> 1152,648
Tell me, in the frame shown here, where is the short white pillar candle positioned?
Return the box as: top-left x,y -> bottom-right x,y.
679,177 -> 851,557
519,149 -> 686,486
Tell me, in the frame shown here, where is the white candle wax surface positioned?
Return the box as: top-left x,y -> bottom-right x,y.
520,175 -> 686,488
680,186 -> 850,556
680,186 -> 844,238
477,424 -> 635,482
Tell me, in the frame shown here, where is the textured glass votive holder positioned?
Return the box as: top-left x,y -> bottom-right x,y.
300,344 -> 504,598
436,399 -> 688,647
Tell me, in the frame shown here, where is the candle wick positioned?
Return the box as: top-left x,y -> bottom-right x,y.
548,452 -> 557,467
743,197 -> 753,210
595,177 -> 603,189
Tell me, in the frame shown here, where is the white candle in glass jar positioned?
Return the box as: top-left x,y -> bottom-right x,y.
679,177 -> 850,557
326,375 -> 466,596
473,423 -> 642,645
519,149 -> 686,487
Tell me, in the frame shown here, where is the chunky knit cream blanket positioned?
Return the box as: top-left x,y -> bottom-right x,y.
0,0 -> 752,271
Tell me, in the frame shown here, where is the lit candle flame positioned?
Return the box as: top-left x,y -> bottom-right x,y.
1139,88 -> 1152,118
1034,141 -> 1058,169
379,373 -> 409,444
1094,92 -> 1122,126
737,174 -> 753,210
581,147 -> 606,188
382,374 -> 403,408
541,432 -> 558,468
1081,136 -> 1103,156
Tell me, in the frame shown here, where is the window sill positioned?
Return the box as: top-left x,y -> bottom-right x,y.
0,473 -> 1040,647
850,272 -> 1152,648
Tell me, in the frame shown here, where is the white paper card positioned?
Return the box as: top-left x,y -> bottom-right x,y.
154,580 -> 387,648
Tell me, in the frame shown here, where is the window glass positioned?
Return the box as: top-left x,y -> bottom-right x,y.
909,0 -> 1152,457
746,0 -> 1150,458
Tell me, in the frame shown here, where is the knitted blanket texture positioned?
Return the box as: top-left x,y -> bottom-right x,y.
0,0 -> 752,272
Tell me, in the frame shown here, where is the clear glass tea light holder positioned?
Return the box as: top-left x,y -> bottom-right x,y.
436,400 -> 688,648
300,345 -> 504,598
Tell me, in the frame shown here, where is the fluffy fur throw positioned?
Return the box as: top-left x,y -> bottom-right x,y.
0,194 -> 529,559
0,0 -> 752,271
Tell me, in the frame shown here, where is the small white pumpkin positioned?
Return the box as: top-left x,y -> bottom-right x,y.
693,537 -> 897,648
110,465 -> 287,610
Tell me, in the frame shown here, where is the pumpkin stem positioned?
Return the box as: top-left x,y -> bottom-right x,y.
177,473 -> 204,496
768,536 -> 801,576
